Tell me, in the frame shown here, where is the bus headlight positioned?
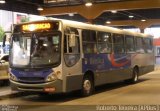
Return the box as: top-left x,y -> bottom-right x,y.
10,73 -> 18,81
45,72 -> 57,82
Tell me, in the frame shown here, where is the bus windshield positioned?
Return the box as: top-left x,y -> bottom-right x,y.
11,32 -> 61,67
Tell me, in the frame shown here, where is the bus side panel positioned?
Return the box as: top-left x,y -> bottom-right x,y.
131,53 -> 155,75
82,53 -> 133,86
65,74 -> 83,92
94,68 -> 132,86
138,65 -> 154,76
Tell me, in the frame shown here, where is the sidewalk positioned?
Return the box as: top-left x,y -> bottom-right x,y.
0,86 -> 24,99
155,65 -> 160,70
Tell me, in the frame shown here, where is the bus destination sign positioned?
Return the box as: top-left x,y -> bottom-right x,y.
22,23 -> 51,31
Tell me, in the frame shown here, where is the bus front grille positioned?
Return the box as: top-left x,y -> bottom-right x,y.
18,77 -> 45,83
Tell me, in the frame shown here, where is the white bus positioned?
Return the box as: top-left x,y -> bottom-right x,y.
7,19 -> 154,96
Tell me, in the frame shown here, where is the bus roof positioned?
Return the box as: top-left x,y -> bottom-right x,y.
16,19 -> 153,38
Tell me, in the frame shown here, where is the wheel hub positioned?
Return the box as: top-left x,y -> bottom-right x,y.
83,80 -> 91,93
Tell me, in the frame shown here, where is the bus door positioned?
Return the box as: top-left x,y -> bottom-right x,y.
63,27 -> 82,92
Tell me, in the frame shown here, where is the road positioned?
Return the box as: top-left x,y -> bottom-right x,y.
0,70 -> 160,111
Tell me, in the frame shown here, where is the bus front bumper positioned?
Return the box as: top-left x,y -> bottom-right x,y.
10,79 -> 63,93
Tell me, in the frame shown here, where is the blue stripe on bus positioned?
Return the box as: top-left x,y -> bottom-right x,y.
82,53 -> 131,73
11,69 -> 53,78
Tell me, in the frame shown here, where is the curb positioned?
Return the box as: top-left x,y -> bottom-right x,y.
0,91 -> 29,100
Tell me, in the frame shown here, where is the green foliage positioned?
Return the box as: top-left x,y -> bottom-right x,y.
0,26 -> 4,42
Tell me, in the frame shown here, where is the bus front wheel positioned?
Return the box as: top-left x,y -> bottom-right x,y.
81,75 -> 94,96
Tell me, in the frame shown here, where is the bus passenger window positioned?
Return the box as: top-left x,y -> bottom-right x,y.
136,37 -> 145,53
125,35 -> 135,53
97,31 -> 112,53
113,34 -> 125,54
82,30 -> 97,54
143,38 -> 153,53
83,43 -> 97,53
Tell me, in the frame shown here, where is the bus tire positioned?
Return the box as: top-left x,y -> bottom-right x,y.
38,92 -> 49,97
125,68 -> 139,84
81,75 -> 94,97
132,68 -> 139,83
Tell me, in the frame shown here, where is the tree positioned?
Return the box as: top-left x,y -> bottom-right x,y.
0,26 -> 4,42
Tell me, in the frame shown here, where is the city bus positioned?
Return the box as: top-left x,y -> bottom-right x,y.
7,19 -> 154,96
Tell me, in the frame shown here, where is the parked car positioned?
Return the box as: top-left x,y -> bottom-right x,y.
0,54 -> 9,85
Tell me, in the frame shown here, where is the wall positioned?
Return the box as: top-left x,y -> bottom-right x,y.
0,10 -> 13,31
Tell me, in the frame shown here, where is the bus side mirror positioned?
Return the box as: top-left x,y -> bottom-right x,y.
2,34 -> 6,47
69,33 -> 76,47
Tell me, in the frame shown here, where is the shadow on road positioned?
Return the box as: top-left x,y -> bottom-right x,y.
95,78 -> 149,94
0,80 -> 10,86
